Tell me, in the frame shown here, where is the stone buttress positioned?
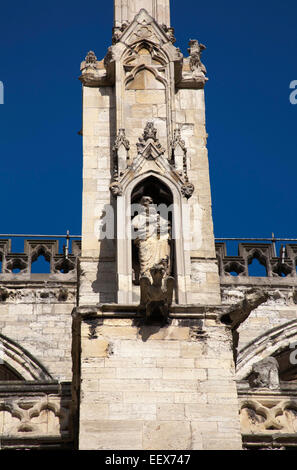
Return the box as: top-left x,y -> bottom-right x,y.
73,0 -> 243,450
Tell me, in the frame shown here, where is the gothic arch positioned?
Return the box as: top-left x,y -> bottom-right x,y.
0,333 -> 53,382
125,64 -> 167,89
116,171 -> 190,304
236,320 -> 297,381
122,40 -> 168,64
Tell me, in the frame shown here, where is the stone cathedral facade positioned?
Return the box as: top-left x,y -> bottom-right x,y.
1,0 -> 297,451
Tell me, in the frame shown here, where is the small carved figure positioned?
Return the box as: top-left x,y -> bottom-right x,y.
161,24 -> 176,44
132,196 -> 171,278
139,261 -> 175,323
112,22 -> 130,44
249,357 -> 280,390
188,39 -> 207,77
109,181 -> 123,197
181,182 -> 195,199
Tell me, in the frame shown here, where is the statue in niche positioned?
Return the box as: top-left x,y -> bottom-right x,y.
131,196 -> 171,279
132,196 -> 174,322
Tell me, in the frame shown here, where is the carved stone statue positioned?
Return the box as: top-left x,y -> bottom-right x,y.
139,262 -> 175,323
188,39 -> 207,77
132,196 -> 171,279
249,357 -> 280,390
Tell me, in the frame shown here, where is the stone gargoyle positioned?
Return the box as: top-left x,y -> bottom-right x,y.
220,288 -> 269,330
139,262 -> 175,323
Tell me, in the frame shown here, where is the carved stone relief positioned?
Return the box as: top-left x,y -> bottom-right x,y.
0,396 -> 71,437
248,357 -> 280,390
139,261 -> 174,323
240,398 -> 297,434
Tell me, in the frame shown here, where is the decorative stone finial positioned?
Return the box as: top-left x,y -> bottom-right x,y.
85,50 -> 97,65
137,122 -> 165,160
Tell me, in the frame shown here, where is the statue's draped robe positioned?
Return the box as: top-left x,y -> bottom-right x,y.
132,206 -> 171,278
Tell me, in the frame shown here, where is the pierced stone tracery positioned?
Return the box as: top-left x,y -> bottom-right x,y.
216,242 -> 297,278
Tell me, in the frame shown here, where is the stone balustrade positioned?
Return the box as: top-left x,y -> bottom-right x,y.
1,238 -> 296,280
216,242 -> 297,279
0,239 -> 81,277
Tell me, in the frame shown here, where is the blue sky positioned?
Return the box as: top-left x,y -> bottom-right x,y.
0,0 -> 296,250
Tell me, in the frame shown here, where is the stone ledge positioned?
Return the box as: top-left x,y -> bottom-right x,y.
73,304 -> 226,321
0,435 -> 74,450
242,433 -> 297,449
0,280 -> 77,287
220,277 -> 297,288
0,381 -> 71,396
237,380 -> 297,397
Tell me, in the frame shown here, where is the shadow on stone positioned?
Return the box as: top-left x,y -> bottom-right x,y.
132,315 -> 171,342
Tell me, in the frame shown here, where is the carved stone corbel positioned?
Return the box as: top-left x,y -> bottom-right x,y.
79,50 -> 112,87
178,40 -> 208,89
181,182 -> 195,199
139,262 -> 175,324
109,181 -> 123,198
188,40 -> 207,78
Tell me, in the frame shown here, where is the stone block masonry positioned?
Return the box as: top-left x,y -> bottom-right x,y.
73,310 -> 243,450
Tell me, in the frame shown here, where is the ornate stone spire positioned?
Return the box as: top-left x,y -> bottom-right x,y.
114,0 -> 170,27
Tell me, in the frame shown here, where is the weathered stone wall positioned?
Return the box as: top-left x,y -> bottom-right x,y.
76,312 -> 242,450
80,85 -> 117,305
0,282 -> 76,382
175,88 -> 220,304
221,282 -> 297,358
114,0 -> 171,27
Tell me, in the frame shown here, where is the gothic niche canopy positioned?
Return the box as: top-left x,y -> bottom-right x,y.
136,122 -> 165,160
110,122 -> 194,200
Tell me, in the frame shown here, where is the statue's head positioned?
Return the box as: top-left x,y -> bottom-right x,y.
140,196 -> 153,208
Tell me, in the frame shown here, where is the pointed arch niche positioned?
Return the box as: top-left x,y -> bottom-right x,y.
116,172 -> 191,305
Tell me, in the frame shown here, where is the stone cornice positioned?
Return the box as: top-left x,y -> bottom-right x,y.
73,303 -> 229,322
